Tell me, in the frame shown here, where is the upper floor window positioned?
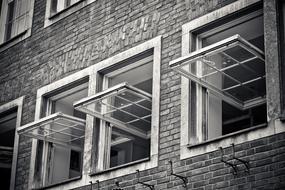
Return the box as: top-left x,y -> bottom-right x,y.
0,0 -> 34,50
44,0 -> 96,28
50,0 -> 80,16
170,8 -> 267,144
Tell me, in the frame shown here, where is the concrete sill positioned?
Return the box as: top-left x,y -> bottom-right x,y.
90,157 -> 150,176
33,175 -> 82,190
0,30 -> 27,49
187,123 -> 267,149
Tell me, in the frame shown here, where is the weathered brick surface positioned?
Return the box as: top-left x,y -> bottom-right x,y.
0,0 -> 284,189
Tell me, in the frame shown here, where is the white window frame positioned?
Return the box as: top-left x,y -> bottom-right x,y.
27,36 -> 161,190
178,0 -> 285,159
44,0 -> 96,28
0,96 -> 24,190
28,68 -> 95,189
0,0 -> 35,52
87,36 -> 161,176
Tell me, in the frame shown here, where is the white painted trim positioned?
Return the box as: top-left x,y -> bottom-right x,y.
0,96 -> 24,190
178,0 -> 283,160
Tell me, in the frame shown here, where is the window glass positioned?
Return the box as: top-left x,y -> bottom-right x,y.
197,13 -> 267,140
0,109 -> 17,190
43,83 -> 88,185
1,0 -> 30,42
103,54 -> 153,169
50,0 -> 80,15
280,1 -> 285,119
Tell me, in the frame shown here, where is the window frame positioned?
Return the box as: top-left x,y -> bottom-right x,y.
0,0 -> 35,52
0,96 -> 24,190
177,0 -> 285,159
28,69 -> 94,189
89,36 -> 161,175
27,36 -> 161,190
44,0 -> 96,28
278,0 -> 285,121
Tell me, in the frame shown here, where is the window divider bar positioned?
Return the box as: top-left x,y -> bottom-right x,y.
221,52 -> 262,77
177,67 -> 244,110
44,126 -> 83,139
202,58 -> 261,97
75,106 -> 148,139
24,133 -> 82,151
201,56 -> 258,79
67,135 -> 85,142
53,121 -> 85,132
115,95 -> 152,112
102,98 -> 150,116
100,100 -> 151,124
222,75 -> 265,92
126,114 -> 152,124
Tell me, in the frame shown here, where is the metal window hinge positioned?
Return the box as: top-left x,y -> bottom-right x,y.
219,147 -> 238,175
136,170 -> 155,190
169,160 -> 188,189
231,143 -> 250,173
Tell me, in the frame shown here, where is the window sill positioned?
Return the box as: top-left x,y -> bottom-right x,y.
32,176 -> 82,190
90,157 -> 150,176
187,123 -> 267,149
0,30 -> 27,49
49,0 -> 86,20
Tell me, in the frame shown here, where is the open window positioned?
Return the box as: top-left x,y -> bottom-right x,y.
74,50 -> 154,170
17,81 -> 88,187
0,97 -> 23,190
0,109 -> 17,190
170,10 -> 267,143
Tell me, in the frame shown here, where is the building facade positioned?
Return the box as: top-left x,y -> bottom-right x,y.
0,0 -> 285,189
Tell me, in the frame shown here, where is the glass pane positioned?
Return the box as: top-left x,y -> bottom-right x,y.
202,15 -> 264,51
100,89 -> 152,129
223,45 -> 255,62
5,1 -> 15,41
110,127 -> 150,168
110,62 -> 153,94
53,83 -> 88,120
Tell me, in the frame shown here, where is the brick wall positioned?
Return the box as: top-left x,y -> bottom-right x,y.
74,132 -> 285,190
0,0 -> 284,189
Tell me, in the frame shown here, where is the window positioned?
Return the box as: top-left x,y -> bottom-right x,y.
0,110 -> 17,190
44,0 -> 96,28
50,0 -> 80,16
279,0 -> 285,120
74,49 -> 158,171
171,10 -> 266,144
20,37 -> 160,189
0,97 -> 23,190
18,80 -> 88,188
0,0 -> 34,45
